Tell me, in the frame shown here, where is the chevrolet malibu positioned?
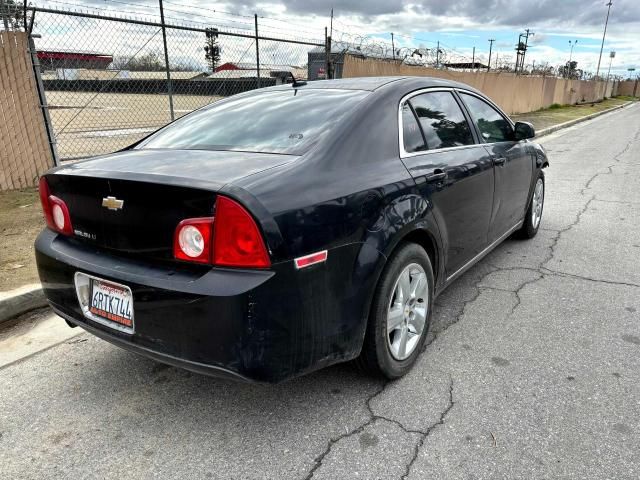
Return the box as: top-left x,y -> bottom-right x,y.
35,76 -> 548,383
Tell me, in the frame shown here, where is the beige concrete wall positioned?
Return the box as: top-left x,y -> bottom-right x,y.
342,56 -> 619,115
617,80 -> 639,97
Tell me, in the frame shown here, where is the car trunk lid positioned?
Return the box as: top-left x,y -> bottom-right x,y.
46,149 -> 296,258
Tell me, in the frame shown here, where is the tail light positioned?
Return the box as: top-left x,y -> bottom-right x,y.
173,196 -> 270,268
39,177 -> 73,236
173,218 -> 214,264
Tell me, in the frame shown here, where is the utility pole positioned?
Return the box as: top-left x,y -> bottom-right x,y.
436,40 -> 440,68
596,1 -> 613,79
391,32 -> 395,60
471,46 -> 475,70
329,8 -> 333,38
158,0 -> 174,121
488,38 -> 495,72
515,28 -> 534,74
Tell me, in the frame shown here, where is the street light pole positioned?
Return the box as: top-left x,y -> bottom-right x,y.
596,1 -> 613,79
607,50 -> 615,82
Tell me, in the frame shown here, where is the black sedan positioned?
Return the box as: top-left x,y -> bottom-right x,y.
35,76 -> 548,383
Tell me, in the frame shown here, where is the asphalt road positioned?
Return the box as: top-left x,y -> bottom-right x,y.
1,103 -> 639,479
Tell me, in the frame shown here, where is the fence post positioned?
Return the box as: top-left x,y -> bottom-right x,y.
324,27 -> 331,79
158,0 -> 175,121
254,14 -> 260,88
27,32 -> 59,166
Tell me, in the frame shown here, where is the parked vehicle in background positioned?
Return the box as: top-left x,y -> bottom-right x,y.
35,76 -> 548,383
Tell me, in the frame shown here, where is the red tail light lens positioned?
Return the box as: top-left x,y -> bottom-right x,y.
173,196 -> 270,268
213,196 -> 271,268
39,177 -> 73,236
173,218 -> 214,264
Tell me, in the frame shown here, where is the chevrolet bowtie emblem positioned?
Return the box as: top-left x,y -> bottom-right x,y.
102,196 -> 124,211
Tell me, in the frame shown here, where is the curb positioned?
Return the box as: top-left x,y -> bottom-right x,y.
0,284 -> 48,325
536,101 -> 634,137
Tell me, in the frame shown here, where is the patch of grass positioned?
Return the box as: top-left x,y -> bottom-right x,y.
512,97 -> 631,131
615,95 -> 638,101
0,188 -> 43,291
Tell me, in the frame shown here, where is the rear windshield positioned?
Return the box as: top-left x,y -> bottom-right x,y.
138,88 -> 369,155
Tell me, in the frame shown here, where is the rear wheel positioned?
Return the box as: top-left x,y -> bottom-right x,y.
357,243 -> 434,379
518,173 -> 544,239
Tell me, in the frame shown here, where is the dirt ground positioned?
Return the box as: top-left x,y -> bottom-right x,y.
0,188 -> 42,291
46,92 -> 222,159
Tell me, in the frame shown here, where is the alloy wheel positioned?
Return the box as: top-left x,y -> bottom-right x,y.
386,263 -> 429,360
531,178 -> 544,229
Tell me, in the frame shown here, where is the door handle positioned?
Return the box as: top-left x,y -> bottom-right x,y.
423,169 -> 447,182
493,157 -> 507,166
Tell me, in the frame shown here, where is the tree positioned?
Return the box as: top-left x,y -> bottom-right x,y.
111,51 -> 165,71
204,28 -> 221,72
0,0 -> 24,30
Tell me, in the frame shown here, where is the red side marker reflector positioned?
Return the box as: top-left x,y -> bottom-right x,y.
294,250 -> 328,269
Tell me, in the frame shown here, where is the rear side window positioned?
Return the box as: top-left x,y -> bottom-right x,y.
138,89 -> 369,155
460,93 -> 514,143
402,103 -> 427,153
409,92 -> 474,150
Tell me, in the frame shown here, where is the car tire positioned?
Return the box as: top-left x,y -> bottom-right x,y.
357,242 -> 434,379
518,173 -> 545,239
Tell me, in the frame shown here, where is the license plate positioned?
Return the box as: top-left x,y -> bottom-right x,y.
75,273 -> 134,334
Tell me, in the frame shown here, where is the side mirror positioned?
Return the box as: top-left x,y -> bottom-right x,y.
514,121 -> 535,140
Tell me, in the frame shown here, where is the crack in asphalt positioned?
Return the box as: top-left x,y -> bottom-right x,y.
593,198 -> 640,205
540,268 -> 640,289
542,195 -> 595,268
400,378 -> 455,480
613,124 -> 640,163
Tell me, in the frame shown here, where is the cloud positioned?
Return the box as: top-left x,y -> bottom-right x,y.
218,0 -> 640,28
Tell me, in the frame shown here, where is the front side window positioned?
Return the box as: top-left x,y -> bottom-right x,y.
460,93 -> 514,143
138,89 -> 369,155
408,92 -> 474,150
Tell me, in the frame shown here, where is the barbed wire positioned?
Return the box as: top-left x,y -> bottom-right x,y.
11,1 -> 623,79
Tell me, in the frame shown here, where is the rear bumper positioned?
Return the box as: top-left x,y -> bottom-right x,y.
35,229 -> 379,383
52,306 -> 255,382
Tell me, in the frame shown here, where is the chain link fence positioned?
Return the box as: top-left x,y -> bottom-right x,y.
25,5 -> 326,161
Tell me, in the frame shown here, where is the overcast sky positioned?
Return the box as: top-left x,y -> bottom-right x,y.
37,0 -> 639,76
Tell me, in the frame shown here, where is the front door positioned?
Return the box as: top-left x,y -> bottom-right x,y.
399,90 -> 495,276
458,92 -> 533,241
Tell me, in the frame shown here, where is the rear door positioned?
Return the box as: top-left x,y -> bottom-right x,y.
457,91 -> 533,242
399,90 -> 495,277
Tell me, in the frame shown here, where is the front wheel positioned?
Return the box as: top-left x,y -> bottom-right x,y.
518,174 -> 545,239
357,243 -> 434,379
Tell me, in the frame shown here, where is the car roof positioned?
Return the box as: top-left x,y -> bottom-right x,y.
268,76 -> 478,93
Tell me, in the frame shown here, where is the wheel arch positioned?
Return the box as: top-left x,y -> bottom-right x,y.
356,224 -> 442,346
